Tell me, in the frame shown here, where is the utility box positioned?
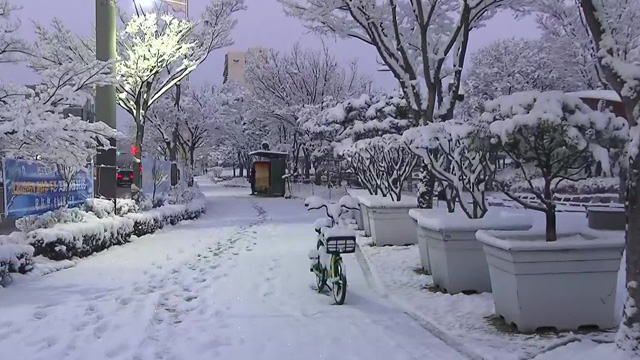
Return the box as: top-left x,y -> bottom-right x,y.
249,150 -> 288,197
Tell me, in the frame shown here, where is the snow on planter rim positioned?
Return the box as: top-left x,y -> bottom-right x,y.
476,229 -> 625,251
358,194 -> 418,208
408,208 -> 533,232
346,188 -> 373,202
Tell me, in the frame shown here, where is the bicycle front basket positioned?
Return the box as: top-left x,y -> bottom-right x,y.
325,236 -> 356,254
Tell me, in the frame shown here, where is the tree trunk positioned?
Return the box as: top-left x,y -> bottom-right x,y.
303,150 -> 311,179
418,163 -> 435,209
543,178 -> 557,242
618,159 -> 640,354
132,120 -> 144,199
544,210 -> 557,242
169,125 -> 179,186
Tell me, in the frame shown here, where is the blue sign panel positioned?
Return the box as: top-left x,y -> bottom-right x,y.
2,159 -> 94,218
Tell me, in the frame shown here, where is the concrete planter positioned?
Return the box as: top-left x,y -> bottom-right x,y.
408,210 -> 432,274
368,207 -> 417,246
588,206 -> 625,231
347,189 -> 372,232
476,230 -> 624,332
361,203 -> 372,236
358,195 -> 418,246
409,210 -> 532,294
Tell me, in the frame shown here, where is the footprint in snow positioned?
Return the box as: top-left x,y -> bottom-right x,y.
32,310 -> 48,320
106,342 -> 130,359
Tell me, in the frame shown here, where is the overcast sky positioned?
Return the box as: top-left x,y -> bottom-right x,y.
4,0 -> 540,129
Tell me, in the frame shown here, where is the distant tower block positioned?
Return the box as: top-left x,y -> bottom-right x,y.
223,51 -> 247,86
223,48 -> 269,86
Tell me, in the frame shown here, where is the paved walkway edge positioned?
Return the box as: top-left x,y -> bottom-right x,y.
354,242 -> 485,360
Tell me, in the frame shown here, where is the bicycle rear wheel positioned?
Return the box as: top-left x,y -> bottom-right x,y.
331,256 -> 347,305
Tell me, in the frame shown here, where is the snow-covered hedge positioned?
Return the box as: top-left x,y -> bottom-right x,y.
15,208 -> 85,233
511,177 -> 619,195
0,234 -> 35,283
124,197 -> 206,237
26,214 -> 135,260
5,185 -> 206,263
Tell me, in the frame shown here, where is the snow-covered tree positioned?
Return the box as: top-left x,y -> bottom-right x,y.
307,92 -> 416,198
281,0 -> 528,124
534,0 -> 640,91
30,0 -> 244,195
481,91 -> 628,242
280,0 -> 530,208
0,0 -> 26,63
118,4 -> 242,194
245,44 -> 370,177
215,82 -> 267,177
0,1 -> 116,170
461,38 -> 582,118
578,0 -> 640,354
405,120 -> 493,218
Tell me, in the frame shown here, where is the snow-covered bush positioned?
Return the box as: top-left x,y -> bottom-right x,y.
0,233 -> 35,283
115,199 -> 139,216
210,166 -> 224,178
26,214 -> 134,260
15,208 -> 85,233
405,120 -> 493,218
84,199 -> 115,218
482,91 -> 628,241
163,181 -> 205,205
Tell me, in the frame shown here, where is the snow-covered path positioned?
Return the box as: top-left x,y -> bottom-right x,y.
0,179 -> 466,360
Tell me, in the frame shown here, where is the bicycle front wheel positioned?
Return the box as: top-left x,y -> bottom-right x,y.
316,240 -> 327,292
331,256 -> 347,305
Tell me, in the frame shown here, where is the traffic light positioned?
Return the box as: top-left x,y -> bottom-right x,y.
117,151 -> 121,156
131,146 -> 138,156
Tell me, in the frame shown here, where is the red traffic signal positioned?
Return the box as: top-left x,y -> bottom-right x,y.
130,146 -> 138,156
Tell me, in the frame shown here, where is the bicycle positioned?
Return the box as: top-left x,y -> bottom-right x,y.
305,195 -> 360,305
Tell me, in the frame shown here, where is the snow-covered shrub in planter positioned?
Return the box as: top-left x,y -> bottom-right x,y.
404,121 -> 532,293
476,91 -> 628,330
0,233 -> 35,284
26,214 -> 135,260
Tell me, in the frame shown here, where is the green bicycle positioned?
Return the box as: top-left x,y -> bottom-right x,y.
305,195 -> 359,305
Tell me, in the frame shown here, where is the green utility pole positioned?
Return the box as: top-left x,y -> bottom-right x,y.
95,0 -> 117,199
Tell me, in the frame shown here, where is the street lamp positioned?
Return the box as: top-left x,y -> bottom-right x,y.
95,0 -> 117,199
135,0 -> 189,17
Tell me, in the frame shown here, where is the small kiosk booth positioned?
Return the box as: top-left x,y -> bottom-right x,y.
249,150 -> 288,197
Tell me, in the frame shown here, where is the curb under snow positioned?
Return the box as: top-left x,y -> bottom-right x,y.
354,242 -> 484,360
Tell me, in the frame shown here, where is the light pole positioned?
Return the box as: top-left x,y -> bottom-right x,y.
95,0 -> 118,199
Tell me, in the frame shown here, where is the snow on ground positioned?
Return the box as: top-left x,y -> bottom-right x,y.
532,340 -> 631,360
356,209 -> 624,360
0,177 -> 468,360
